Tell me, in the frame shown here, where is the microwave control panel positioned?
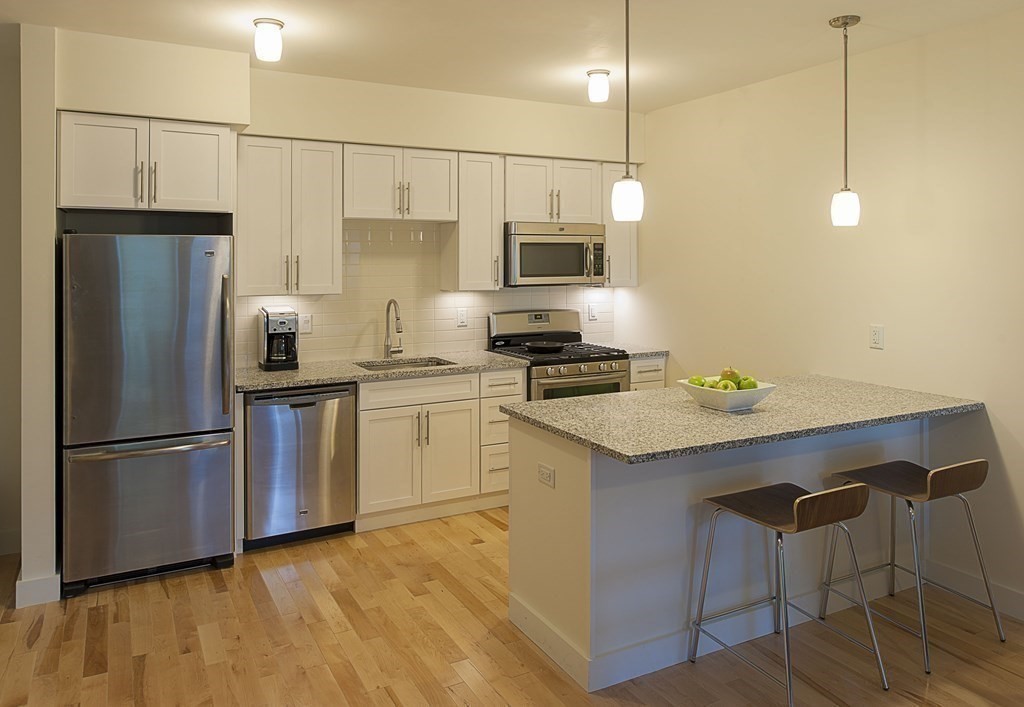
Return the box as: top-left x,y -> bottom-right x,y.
592,242 -> 605,277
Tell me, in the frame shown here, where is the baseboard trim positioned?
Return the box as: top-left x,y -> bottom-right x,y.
16,570 -> 60,608
355,493 -> 508,532
925,559 -> 1024,621
508,593 -> 590,688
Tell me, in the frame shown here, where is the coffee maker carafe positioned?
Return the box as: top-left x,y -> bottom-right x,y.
257,306 -> 299,371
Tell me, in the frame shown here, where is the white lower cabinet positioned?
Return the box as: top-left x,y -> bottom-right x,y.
630,356 -> 668,390
358,405 -> 423,514
421,400 -> 480,503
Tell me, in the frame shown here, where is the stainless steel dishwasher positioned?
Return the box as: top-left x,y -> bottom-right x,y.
245,384 -> 356,542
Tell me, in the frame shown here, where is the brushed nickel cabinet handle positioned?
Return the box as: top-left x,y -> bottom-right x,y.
405,182 -> 411,215
285,255 -> 290,291
425,410 -> 430,445
295,255 -> 300,291
416,411 -> 421,446
556,189 -> 561,220
607,256 -> 612,284
397,183 -> 403,213
548,189 -> 554,220
493,256 -> 499,287
152,162 -> 157,203
139,161 -> 144,203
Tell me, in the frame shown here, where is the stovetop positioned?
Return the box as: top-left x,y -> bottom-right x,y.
493,342 -> 628,366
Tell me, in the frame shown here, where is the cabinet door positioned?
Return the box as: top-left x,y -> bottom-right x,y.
149,120 -> 232,211
421,400 -> 480,504
405,149 -> 458,221
457,153 -> 504,290
480,444 -> 510,494
58,112 -> 149,209
553,160 -> 601,223
292,141 -> 343,295
505,156 -> 553,222
237,137 -> 292,296
343,144 -> 403,219
601,162 -> 639,286
358,405 -> 423,513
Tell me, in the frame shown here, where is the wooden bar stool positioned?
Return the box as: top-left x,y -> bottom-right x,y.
688,482 -> 888,707
819,459 -> 1005,675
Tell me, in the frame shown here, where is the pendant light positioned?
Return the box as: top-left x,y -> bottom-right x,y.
253,18 -> 285,63
611,0 -> 644,222
829,15 -> 860,227
587,70 -> 611,103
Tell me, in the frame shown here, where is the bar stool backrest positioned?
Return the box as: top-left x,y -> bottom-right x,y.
793,483 -> 869,533
927,459 -> 988,500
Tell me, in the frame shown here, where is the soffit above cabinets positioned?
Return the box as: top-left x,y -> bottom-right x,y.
1,0 -> 1021,112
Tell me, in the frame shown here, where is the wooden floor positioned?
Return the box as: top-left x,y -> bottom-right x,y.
1,508 -> 1022,706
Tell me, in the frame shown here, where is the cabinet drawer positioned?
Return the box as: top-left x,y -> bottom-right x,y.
630,381 -> 664,391
481,443 -> 509,494
480,369 -> 526,398
630,357 -> 667,384
359,374 -> 479,411
480,394 -> 520,446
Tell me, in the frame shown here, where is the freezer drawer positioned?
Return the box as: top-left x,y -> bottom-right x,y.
63,432 -> 233,583
246,385 -> 356,540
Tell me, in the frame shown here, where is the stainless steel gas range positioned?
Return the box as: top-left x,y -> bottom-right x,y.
488,309 -> 630,400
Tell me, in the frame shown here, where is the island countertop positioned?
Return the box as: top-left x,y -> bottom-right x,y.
500,374 -> 983,464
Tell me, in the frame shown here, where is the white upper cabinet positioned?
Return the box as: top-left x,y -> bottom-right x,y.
237,136 -> 342,297
344,144 -> 457,221
149,120 -> 232,212
292,141 -> 343,295
440,153 -> 504,292
58,112 -> 232,212
58,113 -> 149,209
602,162 -> 639,287
505,156 -> 601,223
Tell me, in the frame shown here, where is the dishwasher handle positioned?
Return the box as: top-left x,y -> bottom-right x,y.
247,387 -> 355,407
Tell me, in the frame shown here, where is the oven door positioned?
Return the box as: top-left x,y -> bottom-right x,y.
506,234 -> 595,286
530,370 -> 630,400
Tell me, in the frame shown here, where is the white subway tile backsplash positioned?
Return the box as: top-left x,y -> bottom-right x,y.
234,220 -> 616,368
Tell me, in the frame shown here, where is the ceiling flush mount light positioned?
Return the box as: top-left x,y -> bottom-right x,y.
587,69 -> 610,103
830,15 -> 860,227
611,0 -> 644,222
253,18 -> 284,62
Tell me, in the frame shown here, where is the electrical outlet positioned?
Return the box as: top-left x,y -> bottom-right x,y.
299,314 -> 313,334
588,304 -> 598,321
456,307 -> 469,328
538,463 -> 555,488
869,325 -> 885,350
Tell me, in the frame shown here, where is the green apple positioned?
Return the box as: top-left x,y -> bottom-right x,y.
704,378 -> 720,388
720,367 -> 742,385
739,376 -> 758,390
687,375 -> 706,387
716,379 -> 738,391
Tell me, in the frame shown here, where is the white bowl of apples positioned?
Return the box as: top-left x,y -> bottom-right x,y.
678,367 -> 776,412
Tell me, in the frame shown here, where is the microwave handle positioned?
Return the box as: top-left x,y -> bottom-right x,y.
585,243 -> 592,278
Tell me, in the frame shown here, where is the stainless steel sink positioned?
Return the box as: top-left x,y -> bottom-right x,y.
355,357 -> 457,372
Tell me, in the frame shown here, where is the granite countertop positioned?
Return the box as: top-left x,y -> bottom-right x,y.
607,342 -> 670,360
500,374 -> 984,464
236,350 -> 528,392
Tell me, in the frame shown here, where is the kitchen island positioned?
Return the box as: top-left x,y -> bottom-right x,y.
499,375 -> 983,691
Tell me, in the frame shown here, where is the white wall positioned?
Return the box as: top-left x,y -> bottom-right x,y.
236,221 -> 615,367
0,24 -> 21,556
55,29 -> 250,125
248,69 -> 644,163
615,9 -> 1024,615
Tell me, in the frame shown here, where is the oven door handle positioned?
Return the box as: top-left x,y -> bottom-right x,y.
533,370 -> 630,395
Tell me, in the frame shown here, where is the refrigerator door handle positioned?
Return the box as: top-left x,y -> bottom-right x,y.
68,439 -> 230,463
222,274 -> 233,416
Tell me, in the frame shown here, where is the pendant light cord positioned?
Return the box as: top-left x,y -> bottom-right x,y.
842,25 -> 849,191
624,0 -> 632,178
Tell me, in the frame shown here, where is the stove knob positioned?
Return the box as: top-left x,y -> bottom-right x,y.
558,366 -> 568,375
579,364 -> 589,374
546,367 -> 555,376
599,363 -> 608,372
611,362 -> 620,371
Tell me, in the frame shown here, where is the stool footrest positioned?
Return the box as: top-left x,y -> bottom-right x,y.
823,585 -> 922,638
826,562 -> 999,613
699,596 -> 776,625
692,625 -> 786,690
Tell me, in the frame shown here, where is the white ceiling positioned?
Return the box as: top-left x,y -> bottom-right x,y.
2,0 -> 1021,112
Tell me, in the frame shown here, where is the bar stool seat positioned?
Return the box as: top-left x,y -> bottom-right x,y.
690,481 -> 887,707
820,458 -> 1005,676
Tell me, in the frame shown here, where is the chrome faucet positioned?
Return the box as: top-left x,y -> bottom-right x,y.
384,299 -> 404,358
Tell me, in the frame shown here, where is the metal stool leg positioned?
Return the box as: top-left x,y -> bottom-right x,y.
818,524 -> 840,619
774,529 -> 782,634
689,508 -> 723,662
906,500 -> 931,673
889,495 -> 897,597
776,532 -> 794,707
834,522 -> 889,691
958,494 -> 1006,642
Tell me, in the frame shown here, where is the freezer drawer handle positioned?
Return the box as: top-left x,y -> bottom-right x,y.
68,439 -> 230,463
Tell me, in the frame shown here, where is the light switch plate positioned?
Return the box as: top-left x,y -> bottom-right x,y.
456,308 -> 469,328
299,314 -> 313,335
588,304 -> 598,321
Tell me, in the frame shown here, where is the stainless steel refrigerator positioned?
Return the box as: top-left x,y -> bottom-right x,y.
62,234 -> 234,588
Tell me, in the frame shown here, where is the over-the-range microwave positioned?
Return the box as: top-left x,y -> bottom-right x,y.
504,221 -> 606,287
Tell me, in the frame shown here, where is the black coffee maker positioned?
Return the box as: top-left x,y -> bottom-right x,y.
258,306 -> 299,371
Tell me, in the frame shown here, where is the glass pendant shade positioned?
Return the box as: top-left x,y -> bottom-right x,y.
254,19 -> 284,62
611,176 -> 645,222
830,189 -> 861,227
587,70 -> 610,103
